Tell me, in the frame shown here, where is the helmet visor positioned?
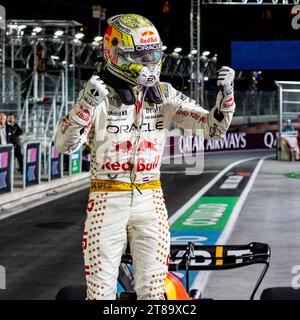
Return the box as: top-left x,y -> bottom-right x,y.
120,49 -> 162,66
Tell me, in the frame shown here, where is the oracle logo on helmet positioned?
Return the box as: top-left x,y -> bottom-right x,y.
135,43 -> 161,51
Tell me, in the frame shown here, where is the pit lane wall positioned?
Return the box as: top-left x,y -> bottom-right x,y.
0,141 -> 83,194
163,131 -> 277,158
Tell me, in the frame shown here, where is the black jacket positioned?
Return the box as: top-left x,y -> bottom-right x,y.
0,124 -> 22,145
7,123 -> 23,146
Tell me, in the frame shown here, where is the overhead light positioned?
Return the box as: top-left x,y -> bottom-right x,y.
202,50 -> 210,56
51,55 -> 59,60
162,45 -> 167,51
191,49 -> 197,55
7,24 -> 18,29
7,24 -> 26,31
92,41 -> 99,46
33,27 -> 42,33
54,30 -> 64,36
204,76 -> 209,81
75,32 -> 84,40
31,32 -> 37,36
18,25 -> 27,30
174,47 -> 182,53
94,36 -> 103,42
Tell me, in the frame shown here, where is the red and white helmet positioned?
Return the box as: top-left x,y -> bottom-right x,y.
103,14 -> 162,87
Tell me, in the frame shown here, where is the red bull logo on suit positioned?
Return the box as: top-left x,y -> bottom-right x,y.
112,139 -> 159,153
113,140 -> 133,153
101,155 -> 160,172
137,139 -> 158,152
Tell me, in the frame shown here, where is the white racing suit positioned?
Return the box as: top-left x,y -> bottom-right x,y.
55,81 -> 235,300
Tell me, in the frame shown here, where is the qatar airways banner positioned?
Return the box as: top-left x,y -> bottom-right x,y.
164,132 -> 277,156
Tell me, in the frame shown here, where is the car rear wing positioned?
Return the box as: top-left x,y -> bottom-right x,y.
168,242 -> 271,300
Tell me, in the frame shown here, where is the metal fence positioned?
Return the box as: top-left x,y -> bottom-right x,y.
0,68 -> 22,116
202,89 -> 278,123
276,81 -> 300,135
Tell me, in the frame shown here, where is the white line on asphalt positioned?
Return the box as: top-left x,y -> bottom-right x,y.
169,156 -> 263,225
190,155 -> 273,293
217,156 -> 271,245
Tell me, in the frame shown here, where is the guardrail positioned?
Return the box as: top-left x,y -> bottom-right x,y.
0,141 -> 86,196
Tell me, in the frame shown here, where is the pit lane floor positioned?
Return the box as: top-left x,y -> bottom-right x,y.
204,158 -> 300,300
0,150 -> 272,299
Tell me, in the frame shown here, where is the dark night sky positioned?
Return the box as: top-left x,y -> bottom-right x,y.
1,0 -> 299,67
1,0 -> 191,50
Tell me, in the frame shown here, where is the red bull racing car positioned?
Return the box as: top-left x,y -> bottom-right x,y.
56,242 -> 271,300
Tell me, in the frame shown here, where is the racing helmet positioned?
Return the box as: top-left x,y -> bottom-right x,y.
103,14 -> 162,87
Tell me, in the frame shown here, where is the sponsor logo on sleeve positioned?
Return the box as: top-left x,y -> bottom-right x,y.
175,110 -> 207,123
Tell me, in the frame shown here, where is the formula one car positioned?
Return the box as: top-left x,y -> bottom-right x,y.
56,242 -> 271,300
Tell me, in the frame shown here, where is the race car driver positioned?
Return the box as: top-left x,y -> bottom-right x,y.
55,13 -> 236,300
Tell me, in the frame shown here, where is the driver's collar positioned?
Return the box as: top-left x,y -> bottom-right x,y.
98,67 -> 163,106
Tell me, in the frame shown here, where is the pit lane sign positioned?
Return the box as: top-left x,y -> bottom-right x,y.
23,142 -> 41,188
69,148 -> 82,176
0,144 -> 13,194
49,141 -> 63,181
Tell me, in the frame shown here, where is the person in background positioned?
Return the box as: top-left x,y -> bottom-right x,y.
6,113 -> 23,174
0,113 -> 13,145
284,119 -> 295,132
